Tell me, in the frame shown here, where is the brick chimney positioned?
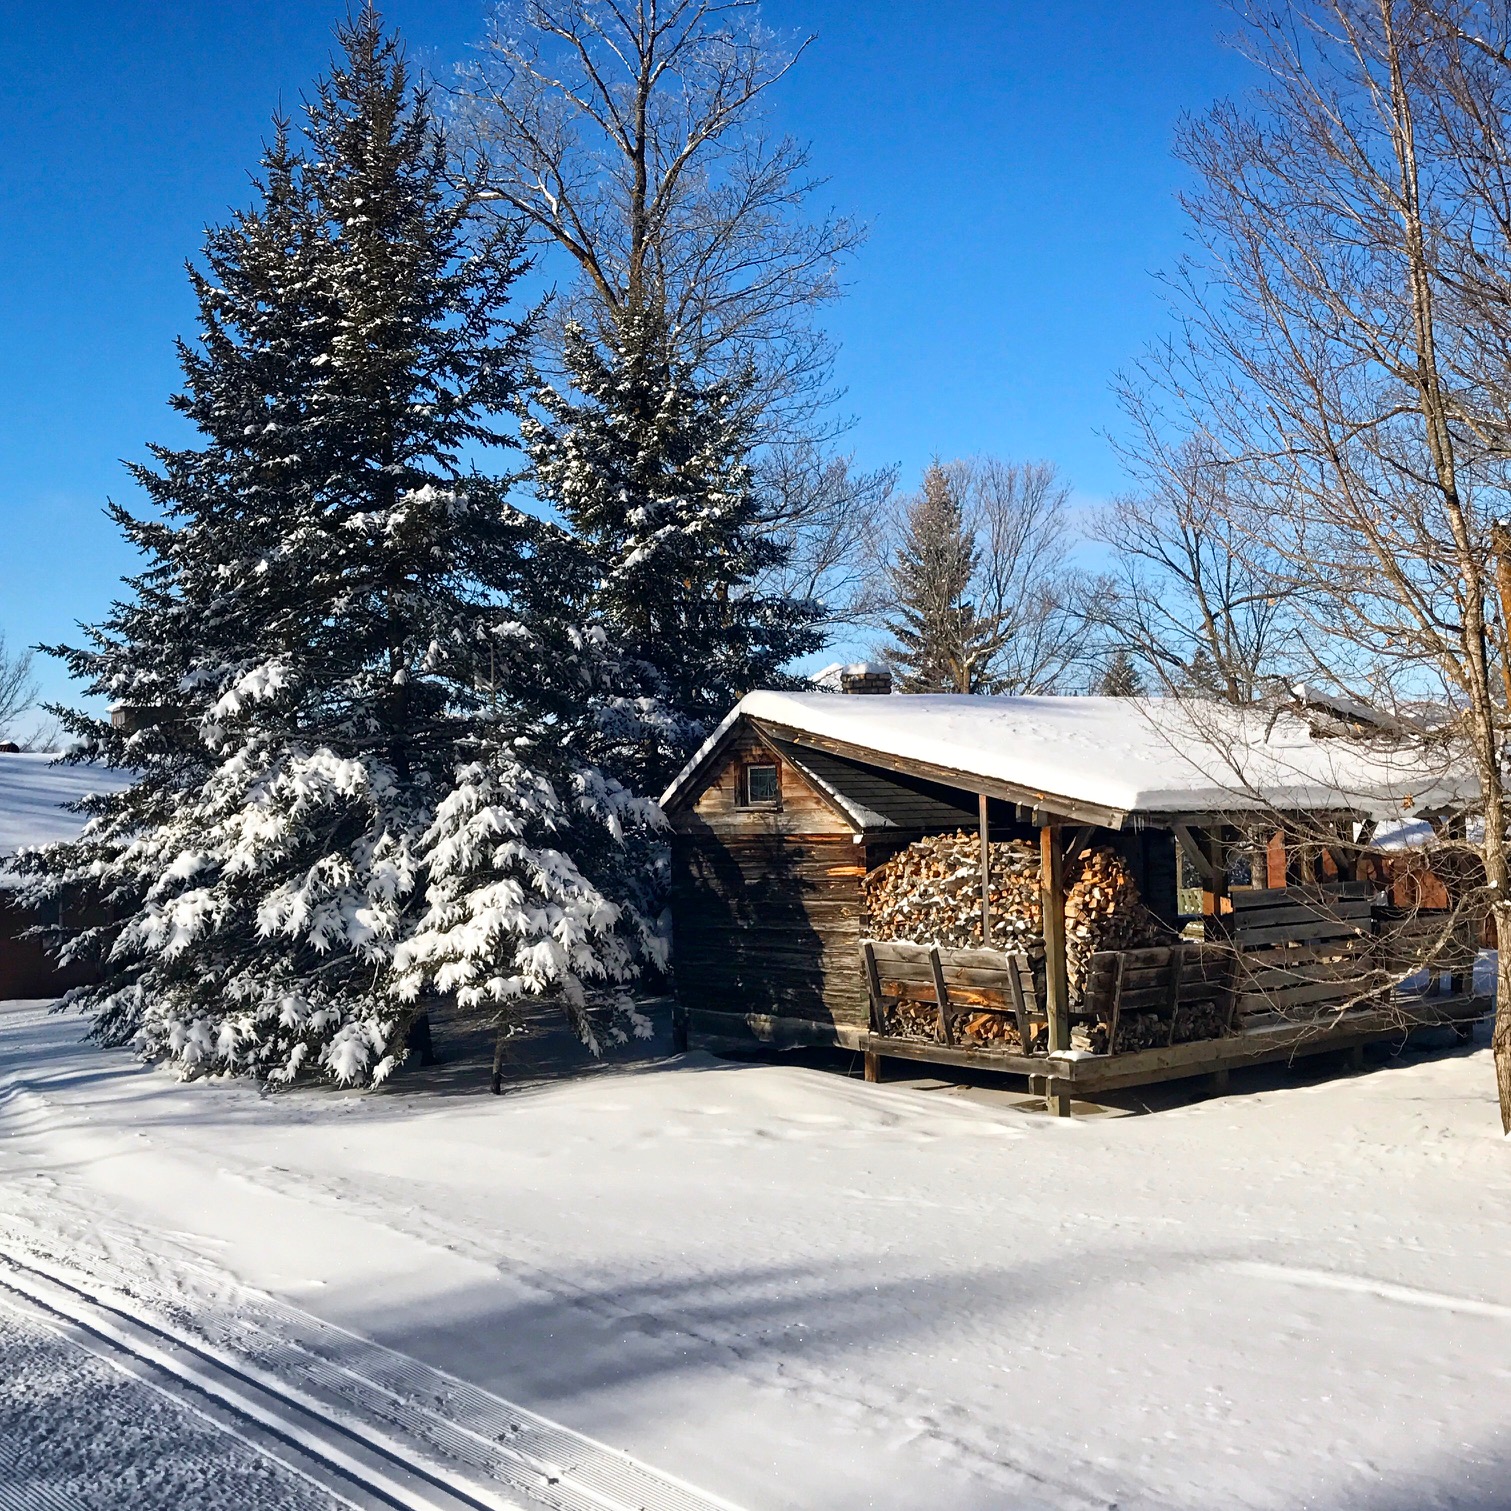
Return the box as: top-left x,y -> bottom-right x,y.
839,663 -> 892,695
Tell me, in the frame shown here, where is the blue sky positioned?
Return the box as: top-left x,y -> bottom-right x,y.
0,1 -> 1249,708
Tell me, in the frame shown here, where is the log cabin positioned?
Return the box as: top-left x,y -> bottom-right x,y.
660,673 -> 1486,1112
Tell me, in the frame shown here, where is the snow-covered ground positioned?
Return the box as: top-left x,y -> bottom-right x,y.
0,1303 -> 346,1511
2,998 -> 1510,1510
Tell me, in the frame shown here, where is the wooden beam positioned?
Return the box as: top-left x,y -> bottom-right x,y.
1203,830 -> 1231,938
1173,822 -> 1218,885
978,793 -> 992,945
1166,942 -> 1186,1047
1040,824 -> 1070,1062
1105,950 -> 1126,1059
863,995 -> 1490,1092
1006,953 -> 1031,1050
1061,825 -> 1095,865
928,946 -> 955,1046
1045,1076 -> 1072,1118
1323,843 -> 1355,881
862,941 -> 885,1035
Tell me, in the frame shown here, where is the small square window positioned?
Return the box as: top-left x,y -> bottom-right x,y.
744,763 -> 779,805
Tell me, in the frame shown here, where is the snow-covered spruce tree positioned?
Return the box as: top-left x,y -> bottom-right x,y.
880,462 -> 998,693
1098,648 -> 1147,698
523,311 -> 824,792
19,9 -> 663,1085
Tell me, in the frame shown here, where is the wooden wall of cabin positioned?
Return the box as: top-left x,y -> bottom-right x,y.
670,729 -> 869,1049
1108,828 -> 1181,933
671,835 -> 869,1049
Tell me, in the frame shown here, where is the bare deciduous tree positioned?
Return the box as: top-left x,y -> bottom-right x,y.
1090,420 -> 1297,703
457,0 -> 869,635
868,457 -> 1085,694
0,633 -> 37,740
458,0 -> 859,424
1144,0 -> 1511,1126
752,441 -> 896,613
966,457 -> 1087,694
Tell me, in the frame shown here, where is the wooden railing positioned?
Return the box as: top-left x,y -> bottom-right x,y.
861,937 -> 1235,1057
862,882 -> 1484,1060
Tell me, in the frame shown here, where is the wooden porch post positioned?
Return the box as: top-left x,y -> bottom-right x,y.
1202,830 -> 1230,938
1040,822 -> 1071,1116
979,793 -> 992,945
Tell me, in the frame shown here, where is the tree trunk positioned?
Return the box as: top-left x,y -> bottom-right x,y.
405,1009 -> 435,1068
1495,902 -> 1511,1134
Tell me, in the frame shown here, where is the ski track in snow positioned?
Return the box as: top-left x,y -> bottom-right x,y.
0,1211 -> 745,1511
1229,1260 -> 1511,1321
0,1286 -> 352,1511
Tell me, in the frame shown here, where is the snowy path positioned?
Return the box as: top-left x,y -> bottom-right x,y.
0,1245 -> 518,1511
0,1214 -> 739,1511
3,998 -> 1511,1508
0,1286 -> 350,1511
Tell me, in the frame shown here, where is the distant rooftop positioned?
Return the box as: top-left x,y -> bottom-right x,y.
0,753 -> 134,879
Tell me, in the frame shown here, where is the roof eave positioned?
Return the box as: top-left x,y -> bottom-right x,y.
750,717 -> 1131,829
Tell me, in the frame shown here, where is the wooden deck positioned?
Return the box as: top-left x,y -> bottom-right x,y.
863,993 -> 1490,1108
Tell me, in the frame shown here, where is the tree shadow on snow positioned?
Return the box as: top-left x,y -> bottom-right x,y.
310,1246 -> 1511,1509
377,993 -> 682,1098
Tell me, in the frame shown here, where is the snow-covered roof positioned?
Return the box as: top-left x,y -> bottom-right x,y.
662,693 -> 1477,829
0,754 -> 134,881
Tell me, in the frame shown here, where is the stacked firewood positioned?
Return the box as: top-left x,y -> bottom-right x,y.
862,832 -> 1042,950
956,1012 -> 1034,1052
1112,1012 -> 1168,1053
881,999 -> 942,1040
864,832 -> 1159,1003
1171,1002 -> 1230,1043
1109,1000 -> 1229,1052
1063,847 -> 1161,1001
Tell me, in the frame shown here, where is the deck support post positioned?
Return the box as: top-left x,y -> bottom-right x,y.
1040,823 -> 1070,1114
863,1050 -> 881,1083
978,793 -> 992,945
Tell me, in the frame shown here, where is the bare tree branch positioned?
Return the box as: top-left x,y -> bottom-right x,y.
457,0 -> 860,434
1143,0 -> 1511,1125
0,633 -> 38,739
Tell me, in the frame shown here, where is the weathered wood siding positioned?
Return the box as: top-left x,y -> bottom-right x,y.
671,733 -> 868,1049
673,835 -> 869,1048
677,727 -> 851,838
